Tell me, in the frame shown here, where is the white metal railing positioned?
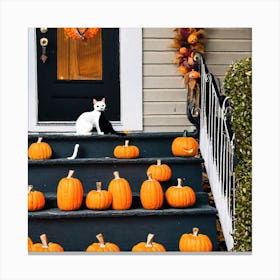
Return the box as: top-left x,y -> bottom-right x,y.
198,56 -> 235,251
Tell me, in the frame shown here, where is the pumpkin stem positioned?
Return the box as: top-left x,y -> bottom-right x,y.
177,178 -> 183,187
40,233 -> 49,248
192,227 -> 199,237
37,137 -> 43,143
146,172 -> 153,180
96,233 -> 106,248
182,130 -> 188,137
146,233 -> 154,247
96,182 -> 102,192
113,171 -> 120,179
124,140 -> 129,147
156,159 -> 162,166
28,185 -> 33,193
67,170 -> 75,179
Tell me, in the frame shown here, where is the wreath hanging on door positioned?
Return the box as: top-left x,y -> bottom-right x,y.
64,28 -> 101,40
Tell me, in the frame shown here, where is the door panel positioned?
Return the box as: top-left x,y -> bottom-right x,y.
36,28 -> 120,121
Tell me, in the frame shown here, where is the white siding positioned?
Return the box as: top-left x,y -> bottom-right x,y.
142,28 -> 252,132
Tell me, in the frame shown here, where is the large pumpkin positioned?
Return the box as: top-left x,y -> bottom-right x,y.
179,227 -> 213,252
57,170 -> 84,211
140,172 -> 164,210
28,137 -> 52,160
108,171 -> 132,210
147,159 -> 172,182
132,233 -> 166,252
113,140 -> 140,159
86,233 -> 120,252
30,234 -> 64,252
28,185 -> 45,211
171,130 -> 199,157
85,182 -> 112,210
165,178 -> 196,208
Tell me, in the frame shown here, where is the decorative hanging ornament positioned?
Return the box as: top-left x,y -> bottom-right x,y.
64,28 -> 101,40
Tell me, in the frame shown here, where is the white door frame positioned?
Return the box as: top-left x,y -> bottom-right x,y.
28,28 -> 143,133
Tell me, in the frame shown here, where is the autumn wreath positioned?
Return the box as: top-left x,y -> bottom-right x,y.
64,28 -> 101,40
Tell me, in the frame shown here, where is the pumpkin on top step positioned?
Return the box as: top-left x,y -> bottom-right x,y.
147,159 -> 172,182
165,178 -> 196,208
86,233 -> 120,252
28,185 -> 45,211
86,182 -> 112,210
30,233 -> 64,252
171,130 -> 199,157
132,233 -> 166,252
140,172 -> 164,210
113,140 -> 139,159
28,237 -> 33,251
179,227 -> 213,252
28,137 -> 52,160
57,170 -> 84,211
108,171 -> 132,210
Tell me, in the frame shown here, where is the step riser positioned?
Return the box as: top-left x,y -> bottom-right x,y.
28,161 -> 203,193
29,214 -> 217,251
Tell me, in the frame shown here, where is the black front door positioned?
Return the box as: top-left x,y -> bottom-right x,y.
36,28 -> 120,122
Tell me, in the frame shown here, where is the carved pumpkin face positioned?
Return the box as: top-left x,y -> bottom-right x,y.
171,132 -> 199,157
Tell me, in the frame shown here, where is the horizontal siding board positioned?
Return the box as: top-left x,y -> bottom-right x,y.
144,52 -> 175,64
144,76 -> 185,89
144,89 -> 186,102
144,102 -> 186,115
143,64 -> 180,76
144,126 -> 195,133
144,115 -> 192,126
143,28 -> 174,38
204,52 -> 251,64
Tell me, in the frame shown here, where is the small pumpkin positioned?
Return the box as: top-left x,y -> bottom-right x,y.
113,140 -> 140,159
188,69 -> 200,79
85,182 -> 112,210
30,234 -> 64,252
165,178 -> 196,208
28,137 -> 52,160
132,233 -> 166,252
86,233 -> 120,252
179,227 -> 213,252
108,171 -> 133,210
28,237 -> 33,251
147,159 -> 172,182
28,185 -> 45,211
140,172 -> 164,210
57,170 -> 84,211
171,130 -> 199,157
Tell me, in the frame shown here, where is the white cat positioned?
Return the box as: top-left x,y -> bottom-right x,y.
75,98 -> 106,135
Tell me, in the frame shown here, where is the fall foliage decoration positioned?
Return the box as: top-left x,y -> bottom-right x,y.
86,233 -> 120,252
140,172 -> 164,210
147,159 -> 172,182
179,227 -> 213,252
165,178 -> 196,208
30,233 -> 64,252
57,170 -> 84,211
28,137 -> 52,160
113,140 -> 140,159
132,233 -> 166,252
28,185 -> 45,211
64,28 -> 100,40
108,171 -> 133,210
85,182 -> 113,210
171,130 -> 199,157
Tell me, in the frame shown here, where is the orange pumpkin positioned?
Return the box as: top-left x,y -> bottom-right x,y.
28,185 -> 45,211
171,130 -> 199,157
140,172 -> 164,210
188,69 -> 200,79
108,171 -> 133,210
179,227 -> 213,252
57,170 -> 84,211
113,140 -> 140,159
165,178 -> 196,208
30,234 -> 64,252
28,137 -> 52,160
147,159 -> 172,182
86,233 -> 120,252
64,28 -> 100,40
28,237 -> 33,251
132,233 -> 166,252
85,182 -> 112,210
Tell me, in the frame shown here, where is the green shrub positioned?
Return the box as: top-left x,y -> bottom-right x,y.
223,57 -> 252,252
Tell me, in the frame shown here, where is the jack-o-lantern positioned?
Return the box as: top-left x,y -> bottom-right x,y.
171,130 -> 199,157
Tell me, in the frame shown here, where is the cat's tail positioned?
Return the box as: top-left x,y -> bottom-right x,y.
113,131 -> 127,136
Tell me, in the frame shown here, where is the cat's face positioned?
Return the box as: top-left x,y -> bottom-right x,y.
93,98 -> 106,112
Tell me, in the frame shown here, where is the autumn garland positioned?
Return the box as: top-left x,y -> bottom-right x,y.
64,28 -> 101,40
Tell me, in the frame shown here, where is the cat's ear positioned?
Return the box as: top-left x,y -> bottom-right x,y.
101,97 -> 106,103
93,99 -> 97,105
